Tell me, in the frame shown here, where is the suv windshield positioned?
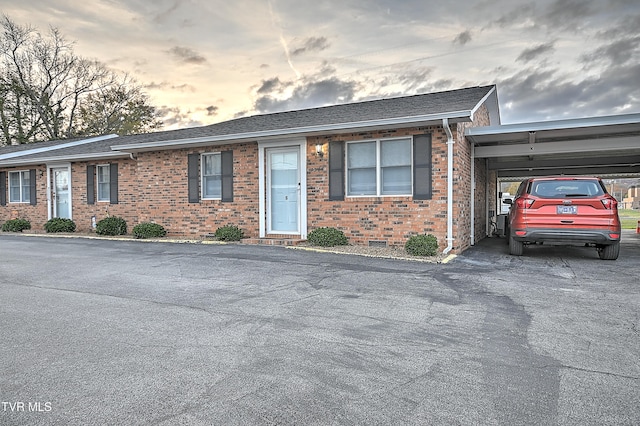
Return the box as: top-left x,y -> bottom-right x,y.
530,180 -> 605,198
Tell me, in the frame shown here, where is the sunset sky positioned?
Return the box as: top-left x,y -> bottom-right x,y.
3,0 -> 639,129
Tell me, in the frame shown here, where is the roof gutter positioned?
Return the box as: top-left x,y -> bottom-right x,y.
443,118 -> 455,255
0,151 -> 129,167
0,134 -> 119,161
112,110 -> 474,152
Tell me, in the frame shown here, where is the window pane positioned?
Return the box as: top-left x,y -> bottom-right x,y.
10,172 -> 20,187
203,154 -> 221,175
348,142 -> 376,168
382,166 -> 411,195
97,166 -> 110,183
97,166 -> 110,201
203,176 -> 221,198
9,172 -> 29,202
98,183 -> 110,201
348,168 -> 376,195
381,139 -> 411,167
202,153 -> 222,198
10,187 -> 20,202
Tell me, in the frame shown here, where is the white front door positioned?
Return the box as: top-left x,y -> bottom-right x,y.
51,167 -> 71,219
267,147 -> 300,234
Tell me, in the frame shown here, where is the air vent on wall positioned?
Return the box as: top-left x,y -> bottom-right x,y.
368,240 -> 388,248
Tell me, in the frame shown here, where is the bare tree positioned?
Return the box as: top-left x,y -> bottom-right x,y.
75,76 -> 163,136
0,15 -> 162,145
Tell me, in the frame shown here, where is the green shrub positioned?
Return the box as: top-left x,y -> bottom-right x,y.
307,227 -> 348,247
1,218 -> 31,232
95,216 -> 127,236
405,234 -> 439,256
214,225 -> 244,241
132,222 -> 167,239
44,218 -> 76,233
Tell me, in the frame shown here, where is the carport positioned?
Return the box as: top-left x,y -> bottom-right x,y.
464,113 -> 640,241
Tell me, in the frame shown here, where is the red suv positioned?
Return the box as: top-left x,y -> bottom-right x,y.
505,176 -> 621,260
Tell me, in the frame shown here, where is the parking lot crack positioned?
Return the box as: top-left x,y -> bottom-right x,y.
555,364 -> 640,380
4,281 -> 213,315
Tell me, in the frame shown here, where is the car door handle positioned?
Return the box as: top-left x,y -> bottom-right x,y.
560,220 -> 574,224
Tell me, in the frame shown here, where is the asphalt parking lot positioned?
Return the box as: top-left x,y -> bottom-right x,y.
1,232 -> 639,425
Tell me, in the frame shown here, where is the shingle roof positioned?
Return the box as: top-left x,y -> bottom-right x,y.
113,85 -> 496,146
0,85 -> 496,164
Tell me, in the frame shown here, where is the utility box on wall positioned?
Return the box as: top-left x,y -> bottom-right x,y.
496,214 -> 508,237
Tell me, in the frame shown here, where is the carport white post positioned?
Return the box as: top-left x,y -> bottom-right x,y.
443,118 -> 454,254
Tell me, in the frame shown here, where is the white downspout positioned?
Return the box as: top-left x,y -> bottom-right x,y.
470,142 -> 475,246
443,118 -> 454,255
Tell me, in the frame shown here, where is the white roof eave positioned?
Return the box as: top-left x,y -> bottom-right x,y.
0,134 -> 119,161
0,151 -> 129,167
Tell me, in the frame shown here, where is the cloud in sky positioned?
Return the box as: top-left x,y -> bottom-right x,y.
453,31 -> 472,46
166,46 -> 208,65
291,36 -> 331,56
1,0 -> 639,128
516,42 -> 556,63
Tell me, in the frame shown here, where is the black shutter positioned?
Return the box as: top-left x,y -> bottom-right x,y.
328,141 -> 345,201
221,150 -> 233,202
0,171 -> 6,206
109,163 -> 119,204
29,169 -> 37,205
87,165 -> 95,205
187,153 -> 200,203
0,172 -> 7,206
413,134 -> 432,200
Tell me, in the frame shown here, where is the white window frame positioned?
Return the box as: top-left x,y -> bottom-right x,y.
201,152 -> 222,200
96,164 -> 110,202
346,137 -> 413,197
9,170 -> 30,203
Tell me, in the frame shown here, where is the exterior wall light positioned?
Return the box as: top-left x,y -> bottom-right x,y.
315,143 -> 324,158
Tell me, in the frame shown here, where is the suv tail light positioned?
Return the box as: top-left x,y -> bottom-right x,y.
516,198 -> 535,209
601,197 -> 618,210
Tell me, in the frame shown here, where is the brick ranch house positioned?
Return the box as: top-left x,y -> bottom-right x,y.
0,85 -> 500,254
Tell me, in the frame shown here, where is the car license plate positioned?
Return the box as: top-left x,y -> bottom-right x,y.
557,205 -> 577,214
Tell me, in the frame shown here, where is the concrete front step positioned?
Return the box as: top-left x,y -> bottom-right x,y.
241,238 -> 305,246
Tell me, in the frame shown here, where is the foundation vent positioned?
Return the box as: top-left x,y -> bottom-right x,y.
368,240 -> 388,248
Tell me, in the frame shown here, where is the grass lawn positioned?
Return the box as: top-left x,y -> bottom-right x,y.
619,209 -> 640,229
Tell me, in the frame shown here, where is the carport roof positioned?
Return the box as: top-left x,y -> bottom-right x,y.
465,113 -> 640,178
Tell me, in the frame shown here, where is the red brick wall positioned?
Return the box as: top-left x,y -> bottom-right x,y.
453,103 -> 493,251
0,166 -> 48,230
134,143 -> 261,238
71,159 -> 139,232
307,126 -> 450,249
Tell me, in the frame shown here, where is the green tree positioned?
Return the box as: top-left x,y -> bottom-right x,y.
0,15 -> 162,146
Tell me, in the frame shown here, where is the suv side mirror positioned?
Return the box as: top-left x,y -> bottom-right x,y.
503,198 -> 513,205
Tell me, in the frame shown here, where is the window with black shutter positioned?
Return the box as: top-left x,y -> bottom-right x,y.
87,165 -> 95,204
328,141 -> 345,201
413,134 -> 432,200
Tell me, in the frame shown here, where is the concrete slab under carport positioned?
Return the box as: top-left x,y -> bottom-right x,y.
465,228 -> 640,262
